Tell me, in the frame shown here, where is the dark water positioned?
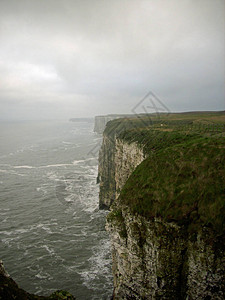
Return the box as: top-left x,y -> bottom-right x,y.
0,120 -> 113,299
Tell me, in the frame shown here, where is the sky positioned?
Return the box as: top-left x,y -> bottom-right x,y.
0,0 -> 224,120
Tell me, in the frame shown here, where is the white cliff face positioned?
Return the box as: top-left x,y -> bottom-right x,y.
107,206 -> 187,299
186,233 -> 225,299
98,136 -> 146,209
106,206 -> 225,299
98,135 -> 116,209
115,139 -> 146,199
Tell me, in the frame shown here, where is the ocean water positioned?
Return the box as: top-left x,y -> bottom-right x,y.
0,120 -> 113,299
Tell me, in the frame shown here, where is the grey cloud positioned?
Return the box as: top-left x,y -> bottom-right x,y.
0,0 -> 224,120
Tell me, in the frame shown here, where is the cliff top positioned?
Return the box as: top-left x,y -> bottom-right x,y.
103,111 -> 224,141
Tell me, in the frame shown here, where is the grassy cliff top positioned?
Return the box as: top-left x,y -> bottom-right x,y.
105,112 -> 225,235
119,134 -> 225,235
103,111 -> 225,139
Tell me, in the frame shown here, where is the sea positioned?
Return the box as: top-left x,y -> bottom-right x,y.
0,120 -> 113,299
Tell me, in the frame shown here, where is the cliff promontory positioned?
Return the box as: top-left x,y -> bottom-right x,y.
98,112 -> 225,299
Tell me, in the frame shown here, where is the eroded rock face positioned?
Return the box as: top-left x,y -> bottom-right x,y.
98,137 -> 145,209
115,140 -> 146,200
98,135 -> 116,209
106,206 -> 225,299
186,235 -> 225,299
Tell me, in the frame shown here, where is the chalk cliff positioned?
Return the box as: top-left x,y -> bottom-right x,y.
98,135 -> 146,209
115,139 -> 146,200
98,133 -> 116,209
106,205 -> 224,299
98,117 -> 225,299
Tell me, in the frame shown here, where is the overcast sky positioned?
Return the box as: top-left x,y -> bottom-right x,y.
0,0 -> 224,120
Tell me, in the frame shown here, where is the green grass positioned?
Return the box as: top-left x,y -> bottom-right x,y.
118,129 -> 203,155
104,111 -> 225,146
119,135 -> 225,235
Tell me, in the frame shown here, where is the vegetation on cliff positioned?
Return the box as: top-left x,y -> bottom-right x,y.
100,111 -> 224,212
104,112 -> 225,235
119,134 -> 225,235
104,111 -> 224,140
104,112 -> 225,236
